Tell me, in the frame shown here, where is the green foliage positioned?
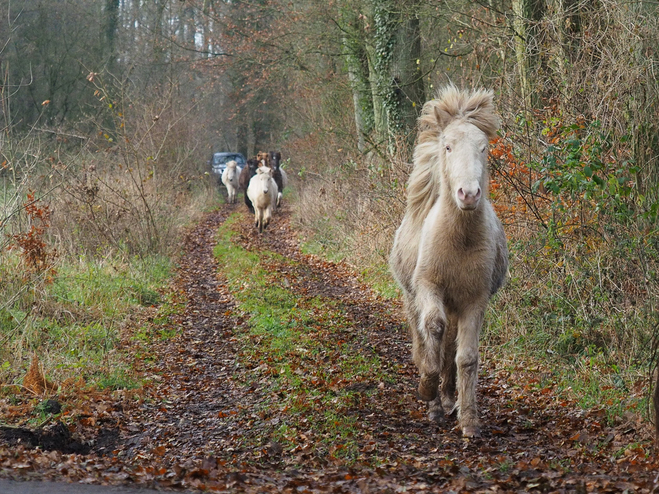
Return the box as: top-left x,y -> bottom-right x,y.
95,368 -> 140,391
483,228 -> 656,423
528,120 -> 637,232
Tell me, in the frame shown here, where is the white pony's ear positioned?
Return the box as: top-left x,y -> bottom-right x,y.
433,106 -> 453,131
464,90 -> 499,139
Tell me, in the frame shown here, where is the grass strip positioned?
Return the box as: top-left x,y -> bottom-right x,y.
214,214 -> 398,465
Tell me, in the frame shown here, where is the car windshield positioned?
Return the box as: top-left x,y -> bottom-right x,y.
213,154 -> 245,166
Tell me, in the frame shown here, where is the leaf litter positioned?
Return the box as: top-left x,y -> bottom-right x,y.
1,204 -> 658,492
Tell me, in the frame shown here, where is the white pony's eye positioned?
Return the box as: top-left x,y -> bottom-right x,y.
446,145 -> 452,152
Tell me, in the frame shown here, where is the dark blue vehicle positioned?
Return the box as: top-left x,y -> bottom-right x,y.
209,152 -> 246,176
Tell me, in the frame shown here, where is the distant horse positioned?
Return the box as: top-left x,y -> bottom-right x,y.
247,166 -> 278,233
389,86 -> 508,438
239,158 -> 260,212
268,151 -> 287,207
221,160 -> 240,204
257,151 -> 270,168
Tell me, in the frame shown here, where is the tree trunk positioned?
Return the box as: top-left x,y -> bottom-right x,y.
389,4 -> 424,148
364,0 -> 424,154
341,5 -> 374,153
152,0 -> 168,65
511,0 -> 545,113
103,0 -> 120,71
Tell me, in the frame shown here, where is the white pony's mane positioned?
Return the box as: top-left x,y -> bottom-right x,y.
405,85 -> 499,222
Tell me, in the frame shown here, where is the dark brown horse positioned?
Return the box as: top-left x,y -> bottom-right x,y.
269,151 -> 286,206
239,158 -> 260,212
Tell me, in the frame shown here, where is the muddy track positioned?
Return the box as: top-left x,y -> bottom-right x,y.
2,204 -> 659,492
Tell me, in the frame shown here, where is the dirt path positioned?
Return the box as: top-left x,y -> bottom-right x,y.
2,204 -> 659,492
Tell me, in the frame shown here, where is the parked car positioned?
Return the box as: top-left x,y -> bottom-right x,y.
209,152 -> 246,176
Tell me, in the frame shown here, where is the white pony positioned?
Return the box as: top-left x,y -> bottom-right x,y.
247,166 -> 278,233
389,86 -> 508,438
221,160 -> 241,204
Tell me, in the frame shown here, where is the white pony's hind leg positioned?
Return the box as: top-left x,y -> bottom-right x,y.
440,321 -> 457,412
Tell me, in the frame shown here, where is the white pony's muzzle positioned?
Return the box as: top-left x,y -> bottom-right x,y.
457,185 -> 482,210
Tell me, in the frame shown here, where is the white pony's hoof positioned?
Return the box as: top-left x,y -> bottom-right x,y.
428,408 -> 445,424
461,425 -> 481,438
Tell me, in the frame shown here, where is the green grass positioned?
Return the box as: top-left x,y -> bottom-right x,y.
0,252 -> 173,391
299,221 -> 349,264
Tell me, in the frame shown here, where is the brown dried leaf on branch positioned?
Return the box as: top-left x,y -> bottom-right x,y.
10,192 -> 57,276
23,355 -> 57,395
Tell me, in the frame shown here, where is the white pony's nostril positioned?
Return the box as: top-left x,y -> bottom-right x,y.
458,187 -> 481,207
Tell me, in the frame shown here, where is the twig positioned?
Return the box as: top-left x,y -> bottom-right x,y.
35,128 -> 87,140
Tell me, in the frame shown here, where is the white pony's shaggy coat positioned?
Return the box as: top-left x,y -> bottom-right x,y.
389,85 -> 508,437
247,167 -> 278,233
221,160 -> 240,204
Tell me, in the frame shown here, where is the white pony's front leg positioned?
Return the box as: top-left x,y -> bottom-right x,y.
412,278 -> 446,401
255,208 -> 263,232
456,304 -> 485,437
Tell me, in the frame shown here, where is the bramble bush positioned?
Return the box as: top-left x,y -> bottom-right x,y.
486,106 -> 659,375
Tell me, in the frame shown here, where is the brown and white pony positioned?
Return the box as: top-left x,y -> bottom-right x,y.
389,86 -> 508,438
256,151 -> 270,168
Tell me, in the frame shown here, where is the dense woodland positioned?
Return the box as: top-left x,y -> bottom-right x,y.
2,0 -> 659,434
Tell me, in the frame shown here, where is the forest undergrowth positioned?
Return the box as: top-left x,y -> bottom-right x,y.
0,70 -> 221,399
